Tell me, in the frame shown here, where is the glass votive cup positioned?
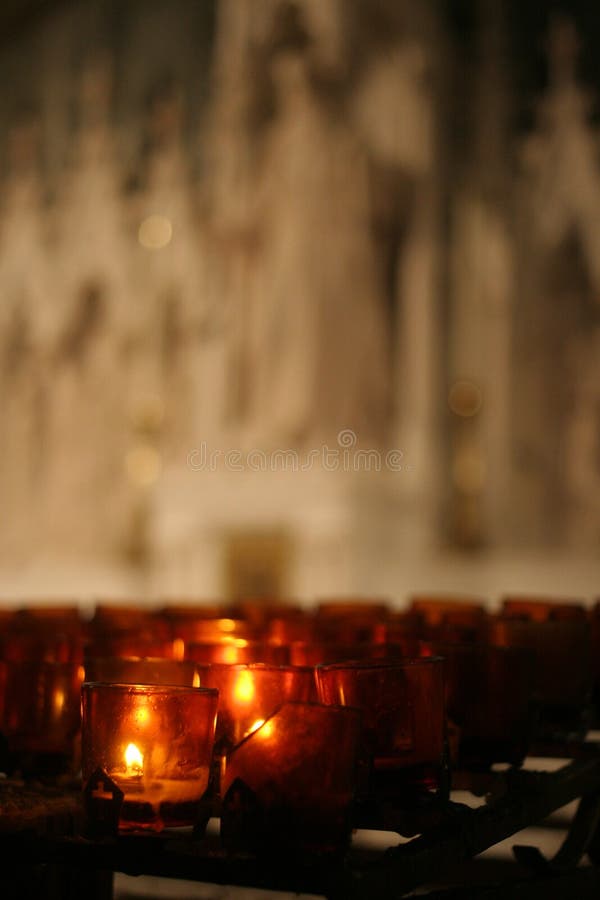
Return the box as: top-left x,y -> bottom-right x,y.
196,664 -> 316,758
81,682 -> 218,832
289,641 -> 406,667
266,614 -> 315,646
90,604 -> 164,634
421,642 -> 534,769
410,596 -> 488,642
84,658 -> 199,687
316,599 -> 390,619
6,604 -> 85,663
316,658 -> 446,803
230,599 -> 303,628
12,604 -> 83,634
488,617 -> 593,739
501,597 -> 587,622
186,640 -> 289,666
221,702 -> 361,857
84,634 -> 179,661
168,616 -> 253,644
0,631 -> 84,663
2,661 -> 84,775
315,599 -> 389,643
374,611 -> 422,644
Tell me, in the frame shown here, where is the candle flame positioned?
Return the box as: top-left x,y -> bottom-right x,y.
124,742 -> 144,774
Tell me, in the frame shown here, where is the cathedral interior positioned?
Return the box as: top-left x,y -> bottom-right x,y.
0,0 -> 599,603
2,3 -> 600,899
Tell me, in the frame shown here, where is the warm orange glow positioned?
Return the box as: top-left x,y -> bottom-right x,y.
222,641 -> 247,663
124,742 -> 144,774
246,718 -> 265,736
52,688 -> 65,714
233,670 -> 255,704
244,717 -> 274,739
192,670 -> 201,688
173,638 -> 185,660
134,698 -> 151,726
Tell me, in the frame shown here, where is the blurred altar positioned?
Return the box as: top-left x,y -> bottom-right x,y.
0,0 -> 600,603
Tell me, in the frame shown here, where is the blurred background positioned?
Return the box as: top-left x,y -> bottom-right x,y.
1,0 -> 600,603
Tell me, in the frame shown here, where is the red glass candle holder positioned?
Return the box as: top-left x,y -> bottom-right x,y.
84,658 -> 199,687
84,634 -> 179,661
12,604 -> 83,634
501,597 -> 587,622
316,658 -> 446,803
488,617 -> 593,740
1,631 -> 84,663
266,614 -> 315,646
316,599 -> 390,619
221,702 -> 361,856
290,641 -> 407,667
374,611 -> 422,644
91,604 -> 163,634
2,661 -> 83,775
230,599 -> 303,628
5,604 -> 85,663
163,611 -> 249,640
186,640 -> 289,666
410,596 -> 488,642
81,682 -> 218,832
196,664 -> 316,757
0,608 -> 16,633
422,642 -> 534,769
315,599 -> 390,643
158,602 -> 225,621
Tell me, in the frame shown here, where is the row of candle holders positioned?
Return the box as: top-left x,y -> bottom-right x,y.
0,595 -> 598,856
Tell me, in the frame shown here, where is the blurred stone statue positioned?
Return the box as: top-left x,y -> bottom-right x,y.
210,1 -> 390,448
0,113 -> 50,558
44,51 -> 132,558
133,76 -> 217,462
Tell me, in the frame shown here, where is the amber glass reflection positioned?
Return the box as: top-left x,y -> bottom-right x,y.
221,702 -> 361,856
316,658 -> 446,801
81,682 -> 218,831
197,664 -> 315,756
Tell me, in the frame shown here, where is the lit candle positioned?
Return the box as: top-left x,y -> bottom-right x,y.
82,682 -> 218,831
124,742 -> 144,777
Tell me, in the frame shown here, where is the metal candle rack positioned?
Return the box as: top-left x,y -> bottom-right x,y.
3,741 -> 600,899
